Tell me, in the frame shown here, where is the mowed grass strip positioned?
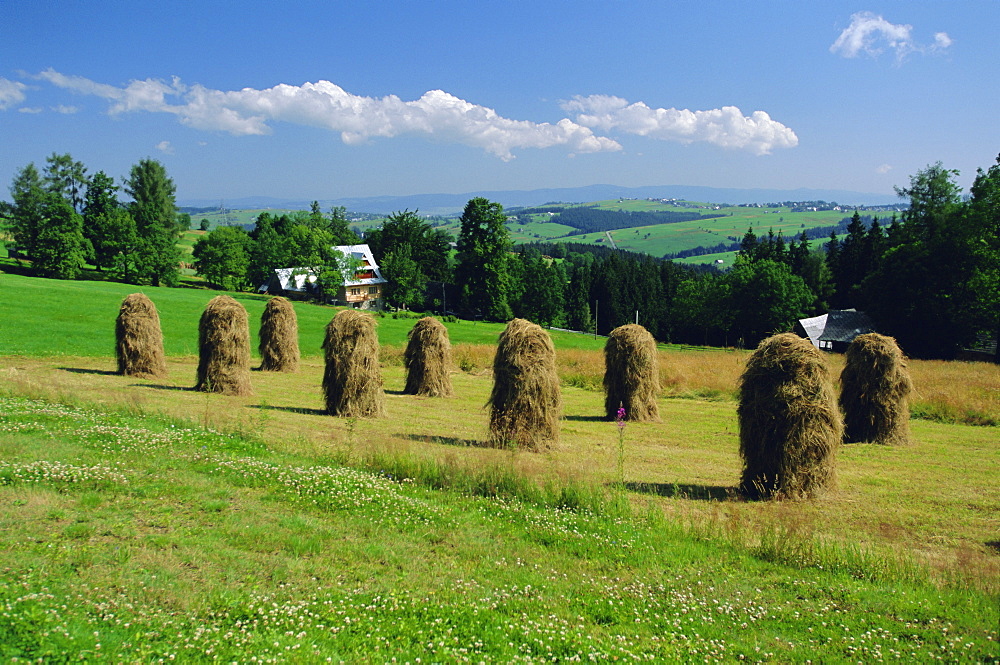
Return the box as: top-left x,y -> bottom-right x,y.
0,395 -> 996,661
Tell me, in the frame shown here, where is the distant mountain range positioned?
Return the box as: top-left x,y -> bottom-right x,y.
180,184 -> 900,216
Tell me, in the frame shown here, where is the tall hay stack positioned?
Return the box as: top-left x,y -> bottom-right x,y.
603,324 -> 661,422
738,332 -> 841,500
195,295 -> 253,396
403,317 -> 454,397
115,293 -> 167,379
258,296 -> 300,372
322,309 -> 386,418
488,318 -> 562,451
840,333 -> 912,446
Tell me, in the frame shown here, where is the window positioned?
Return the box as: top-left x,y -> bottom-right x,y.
349,288 -> 360,296
368,286 -> 378,294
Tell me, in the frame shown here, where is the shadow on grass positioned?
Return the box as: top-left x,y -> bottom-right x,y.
138,384 -> 194,392
564,415 -> 608,422
402,433 -> 488,448
384,389 -> 408,396
247,404 -> 328,417
58,367 -> 119,376
624,481 -> 736,502
986,541 -> 1000,554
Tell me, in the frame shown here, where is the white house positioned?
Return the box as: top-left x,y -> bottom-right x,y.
260,244 -> 389,310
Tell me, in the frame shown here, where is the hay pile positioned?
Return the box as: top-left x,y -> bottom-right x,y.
115,293 -> 167,379
322,309 -> 386,418
738,332 -> 841,500
195,295 -> 253,396
603,324 -> 661,422
403,317 -> 454,397
488,318 -> 562,451
840,333 -> 912,446
258,296 -> 300,372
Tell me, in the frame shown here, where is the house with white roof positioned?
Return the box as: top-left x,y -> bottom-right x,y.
260,244 -> 388,310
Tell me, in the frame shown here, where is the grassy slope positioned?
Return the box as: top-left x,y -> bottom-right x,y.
366,199 -> 860,263
0,393 -> 996,662
0,272 -> 605,358
0,269 -> 997,658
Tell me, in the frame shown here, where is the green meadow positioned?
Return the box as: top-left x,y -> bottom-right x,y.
0,272 -> 602,358
1,272 -> 997,661
522,201 -> 859,259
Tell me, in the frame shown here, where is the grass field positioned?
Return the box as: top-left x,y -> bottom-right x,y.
1,272 -> 998,660
1,391 -> 996,661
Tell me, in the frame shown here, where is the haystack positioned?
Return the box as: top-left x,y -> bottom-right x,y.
738,332 -> 841,500
403,317 -> 454,397
195,295 -> 253,396
840,333 -> 912,446
258,296 -> 300,372
322,309 -> 386,418
115,293 -> 167,379
488,318 -> 562,451
603,324 -> 661,422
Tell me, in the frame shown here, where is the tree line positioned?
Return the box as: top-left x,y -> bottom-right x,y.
2,154 -> 186,285
4,154 -> 998,361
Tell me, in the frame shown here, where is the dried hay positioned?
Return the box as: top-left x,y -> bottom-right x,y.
258,296 -> 300,372
840,333 -> 912,445
323,309 -> 386,418
195,295 -> 253,396
488,318 -> 562,451
603,324 -> 661,422
738,332 -> 841,500
403,317 -> 454,397
115,293 -> 167,379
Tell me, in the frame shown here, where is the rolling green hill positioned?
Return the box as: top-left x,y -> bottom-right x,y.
183,197 -> 898,267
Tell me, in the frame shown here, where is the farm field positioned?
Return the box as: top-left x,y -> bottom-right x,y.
1,357 -> 998,660
0,389 -> 995,661
1,273 -> 998,660
423,198 -> 891,264
181,198 -> 886,268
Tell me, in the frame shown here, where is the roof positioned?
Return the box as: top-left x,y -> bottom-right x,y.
258,243 -> 388,293
266,268 -> 317,293
332,244 -> 388,287
796,313 -> 828,346
817,309 -> 876,344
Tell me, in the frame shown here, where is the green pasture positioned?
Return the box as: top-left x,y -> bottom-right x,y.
184,208 -> 301,230
497,201 -> 862,259
0,272 -> 604,358
0,382 -> 996,660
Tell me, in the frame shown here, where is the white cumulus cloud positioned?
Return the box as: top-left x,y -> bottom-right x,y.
933,32 -> 953,50
35,69 -> 622,160
156,140 -> 174,154
561,95 -> 798,155
830,11 -> 951,62
0,77 -> 27,110
876,163 -> 893,174
51,104 -> 79,114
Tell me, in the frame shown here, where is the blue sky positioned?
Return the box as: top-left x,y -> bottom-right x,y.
1,1 -> 997,203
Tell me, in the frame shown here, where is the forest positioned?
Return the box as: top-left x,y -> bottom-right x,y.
3,153 -> 999,361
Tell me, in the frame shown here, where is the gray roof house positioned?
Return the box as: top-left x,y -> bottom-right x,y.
794,309 -> 876,352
